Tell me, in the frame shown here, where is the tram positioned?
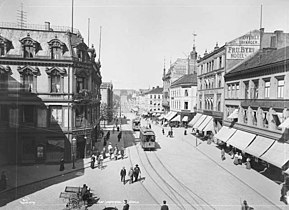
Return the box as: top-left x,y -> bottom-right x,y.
139,127 -> 156,150
132,118 -> 141,131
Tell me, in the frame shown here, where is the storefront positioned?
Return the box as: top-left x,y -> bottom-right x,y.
72,128 -> 92,159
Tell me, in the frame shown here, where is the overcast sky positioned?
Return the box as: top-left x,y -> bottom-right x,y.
1,0 -> 289,89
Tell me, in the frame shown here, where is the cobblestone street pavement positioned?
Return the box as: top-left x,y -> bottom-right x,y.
1,113 -> 288,210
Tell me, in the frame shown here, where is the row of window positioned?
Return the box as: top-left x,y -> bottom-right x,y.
199,74 -> 222,90
226,106 -> 287,131
150,94 -> 162,99
0,34 -> 87,61
199,96 -> 222,112
227,77 -> 284,99
0,105 -> 93,128
171,89 -> 189,97
0,68 -> 87,93
171,101 -> 189,110
199,55 -> 224,75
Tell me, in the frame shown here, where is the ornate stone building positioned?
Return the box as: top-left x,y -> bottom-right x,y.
100,82 -> 114,122
0,23 -> 102,165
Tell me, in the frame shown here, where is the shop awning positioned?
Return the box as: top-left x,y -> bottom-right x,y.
193,115 -> 207,129
182,116 -> 188,122
167,112 -> 177,121
260,141 -> 289,168
226,130 -> 256,151
244,136 -> 275,157
214,126 -> 237,142
171,115 -> 181,122
228,109 -> 239,119
198,116 -> 213,131
203,118 -> 215,132
279,118 -> 289,128
188,113 -> 202,126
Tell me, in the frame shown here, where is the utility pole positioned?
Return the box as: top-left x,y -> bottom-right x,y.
88,18 -> 90,46
71,0 -> 74,33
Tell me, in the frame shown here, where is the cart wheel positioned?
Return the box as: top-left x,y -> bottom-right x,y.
68,197 -> 79,209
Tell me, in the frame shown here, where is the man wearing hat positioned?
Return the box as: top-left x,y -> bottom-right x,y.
123,199 -> 129,210
133,164 -> 141,182
120,166 -> 126,184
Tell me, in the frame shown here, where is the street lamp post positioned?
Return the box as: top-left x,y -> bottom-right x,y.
72,137 -> 76,169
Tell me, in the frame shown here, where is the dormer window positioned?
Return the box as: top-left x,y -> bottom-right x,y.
18,66 -> 40,92
48,37 -> 67,60
0,35 -> 13,56
20,33 -> 41,59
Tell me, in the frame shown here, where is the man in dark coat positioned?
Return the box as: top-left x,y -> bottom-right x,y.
133,164 -> 141,182
123,200 -> 129,210
118,131 -> 122,142
120,167 -> 126,184
161,200 -> 169,210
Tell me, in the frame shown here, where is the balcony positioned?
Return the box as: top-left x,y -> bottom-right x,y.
241,99 -> 289,109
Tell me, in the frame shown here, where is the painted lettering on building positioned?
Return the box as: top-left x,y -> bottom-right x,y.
226,46 -> 259,59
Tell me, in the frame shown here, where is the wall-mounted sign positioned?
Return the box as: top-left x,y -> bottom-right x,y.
226,30 -> 260,60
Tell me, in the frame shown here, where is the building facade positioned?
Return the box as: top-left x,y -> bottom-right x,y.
170,73 -> 198,125
0,23 -> 102,165
146,86 -> 164,114
100,82 -> 113,122
223,46 -> 289,171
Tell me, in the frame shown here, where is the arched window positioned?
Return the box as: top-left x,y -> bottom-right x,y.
48,36 -> 67,60
18,66 -> 40,92
20,33 -> 41,58
46,67 -> 67,93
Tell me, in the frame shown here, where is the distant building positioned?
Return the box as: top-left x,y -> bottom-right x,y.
0,22 -> 102,165
170,73 -> 197,125
100,82 -> 113,122
145,86 -> 164,114
162,46 -> 198,113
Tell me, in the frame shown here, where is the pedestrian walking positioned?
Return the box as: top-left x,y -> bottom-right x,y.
59,158 -> 65,171
98,154 -> 103,169
120,167 -> 126,184
107,130 -> 110,139
161,200 -> 169,210
184,129 -> 187,135
108,143 -> 113,159
128,167 -> 134,184
91,154 -> 96,169
280,175 -> 289,204
238,152 -> 243,165
123,199 -> 130,210
117,126 -> 120,132
245,157 -> 251,169
118,131 -> 122,142
162,128 -> 165,135
233,153 -> 239,165
149,123 -> 151,129
114,146 -> 119,160
120,147 -> 125,159
133,164 -> 141,182
102,147 -> 106,159
0,171 -> 7,191
221,148 -> 226,161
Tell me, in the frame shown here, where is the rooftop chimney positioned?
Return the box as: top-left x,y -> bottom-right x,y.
45,22 -> 50,31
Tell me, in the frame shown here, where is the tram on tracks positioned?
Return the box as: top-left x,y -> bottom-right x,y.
132,117 -> 141,131
139,126 -> 156,150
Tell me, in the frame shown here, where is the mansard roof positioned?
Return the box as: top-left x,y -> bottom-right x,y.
225,46 -> 289,79
171,73 -> 198,87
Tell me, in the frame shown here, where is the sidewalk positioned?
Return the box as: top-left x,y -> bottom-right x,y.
0,127 -> 117,196
171,126 -> 285,208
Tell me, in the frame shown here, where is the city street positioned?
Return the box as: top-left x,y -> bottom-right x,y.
1,112 -> 286,210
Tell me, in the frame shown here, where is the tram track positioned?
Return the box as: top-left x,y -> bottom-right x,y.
150,151 -> 216,210
127,131 -> 186,210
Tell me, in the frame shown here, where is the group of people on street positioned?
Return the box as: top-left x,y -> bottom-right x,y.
90,152 -> 104,169
220,147 -> 251,169
120,164 -> 141,185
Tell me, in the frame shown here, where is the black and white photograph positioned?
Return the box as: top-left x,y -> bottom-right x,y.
0,0 -> 289,209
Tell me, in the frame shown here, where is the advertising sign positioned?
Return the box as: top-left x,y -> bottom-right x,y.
226,30 -> 260,60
